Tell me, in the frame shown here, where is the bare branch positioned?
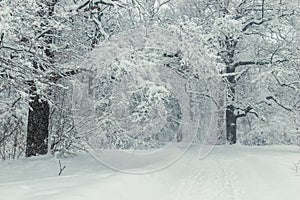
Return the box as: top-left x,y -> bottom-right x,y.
236,106 -> 258,119
272,71 -> 299,90
266,96 -> 293,112
232,59 -> 288,69
242,18 -> 272,32
232,61 -> 269,68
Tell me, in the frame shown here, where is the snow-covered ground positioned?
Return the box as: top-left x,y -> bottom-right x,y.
1,145 -> 300,200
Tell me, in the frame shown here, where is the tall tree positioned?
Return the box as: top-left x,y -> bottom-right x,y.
0,0 -> 125,157
174,0 -> 300,144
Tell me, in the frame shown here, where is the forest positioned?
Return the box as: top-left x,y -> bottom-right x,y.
0,0 -> 300,200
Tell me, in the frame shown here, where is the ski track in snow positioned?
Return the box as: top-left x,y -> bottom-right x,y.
0,145 -> 300,200
172,147 -> 244,200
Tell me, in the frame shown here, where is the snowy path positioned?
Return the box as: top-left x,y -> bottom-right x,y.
1,145 -> 300,200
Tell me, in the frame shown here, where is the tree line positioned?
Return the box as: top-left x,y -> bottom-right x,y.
0,0 -> 299,159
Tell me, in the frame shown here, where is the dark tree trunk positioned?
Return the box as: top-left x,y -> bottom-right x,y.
26,83 -> 50,157
25,1 -> 57,157
217,33 -> 239,145
226,105 -> 237,144
225,65 -> 237,145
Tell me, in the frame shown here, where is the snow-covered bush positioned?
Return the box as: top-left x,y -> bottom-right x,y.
0,85 -> 27,159
48,80 -> 87,157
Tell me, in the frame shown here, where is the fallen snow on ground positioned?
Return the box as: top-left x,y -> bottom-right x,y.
1,145 -> 300,200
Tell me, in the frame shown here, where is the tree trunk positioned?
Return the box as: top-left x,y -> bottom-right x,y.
25,1 -> 56,157
26,83 -> 49,157
225,65 -> 237,144
226,105 -> 237,144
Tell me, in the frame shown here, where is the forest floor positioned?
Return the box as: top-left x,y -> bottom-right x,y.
1,145 -> 300,200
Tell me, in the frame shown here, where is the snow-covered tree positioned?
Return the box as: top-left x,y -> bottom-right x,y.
72,27 -> 224,150
0,0 -> 126,157
173,0 -> 300,144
